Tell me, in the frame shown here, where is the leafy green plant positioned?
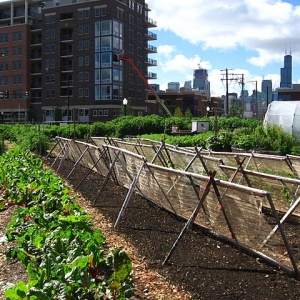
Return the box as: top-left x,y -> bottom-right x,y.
1,149 -> 133,299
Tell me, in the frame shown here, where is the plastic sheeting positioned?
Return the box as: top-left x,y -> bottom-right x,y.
263,101 -> 300,138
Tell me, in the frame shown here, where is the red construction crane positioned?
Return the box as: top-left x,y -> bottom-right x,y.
114,52 -> 173,117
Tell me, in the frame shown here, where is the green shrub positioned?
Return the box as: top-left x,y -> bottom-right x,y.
254,124 -> 298,155
205,130 -> 233,151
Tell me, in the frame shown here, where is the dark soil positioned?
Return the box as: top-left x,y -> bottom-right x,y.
46,158 -> 300,300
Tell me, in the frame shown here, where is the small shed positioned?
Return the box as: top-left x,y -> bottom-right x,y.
263,101 -> 300,138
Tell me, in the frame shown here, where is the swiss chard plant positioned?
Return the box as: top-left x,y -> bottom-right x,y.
0,149 -> 133,299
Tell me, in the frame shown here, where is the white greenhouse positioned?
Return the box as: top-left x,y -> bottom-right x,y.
263,101 -> 300,138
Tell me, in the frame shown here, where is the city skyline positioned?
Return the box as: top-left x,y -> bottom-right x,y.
147,0 -> 300,97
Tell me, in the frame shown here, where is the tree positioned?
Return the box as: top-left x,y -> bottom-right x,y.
229,104 -> 243,117
184,108 -> 193,119
173,107 -> 183,118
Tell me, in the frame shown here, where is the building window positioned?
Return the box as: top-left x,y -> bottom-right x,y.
113,37 -> 122,52
102,69 -> 111,84
129,29 -> 134,39
0,63 -> 8,72
95,6 -> 106,17
129,44 -> 134,54
129,73 -> 134,84
137,3 -> 143,14
101,20 -> 112,35
84,25 -> 89,34
78,9 -> 90,19
93,110 -> 97,116
84,40 -> 90,50
13,75 -> 22,85
137,18 -> 142,28
101,85 -> 111,100
101,53 -> 111,67
13,46 -> 23,56
137,47 -> 142,56
98,110 -> 103,116
13,32 -> 23,41
84,87 -> 89,97
101,37 -> 111,51
0,34 -> 9,43
84,55 -> 90,66
113,69 -> 122,83
45,59 -> 55,70
113,85 -> 122,100
13,61 -> 22,70
95,69 -> 100,84
104,110 -> 108,116
129,14 -> 134,24
84,72 -> 89,82
95,22 -> 100,37
113,20 -> 123,37
117,8 -> 124,20
78,87 -> 83,97
0,76 -> 9,85
45,44 -> 55,54
94,53 -> 100,68
129,0 -> 135,9
78,40 -> 85,51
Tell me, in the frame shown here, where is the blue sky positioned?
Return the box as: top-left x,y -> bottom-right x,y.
147,0 -> 300,96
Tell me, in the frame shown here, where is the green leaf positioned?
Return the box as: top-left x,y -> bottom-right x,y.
4,281 -> 28,299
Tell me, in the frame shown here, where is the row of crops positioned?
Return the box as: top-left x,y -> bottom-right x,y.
0,149 -> 133,299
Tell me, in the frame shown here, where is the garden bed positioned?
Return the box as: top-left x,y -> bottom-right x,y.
49,159 -> 300,299
2,157 -> 300,299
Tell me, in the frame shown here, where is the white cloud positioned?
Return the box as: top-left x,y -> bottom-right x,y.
147,0 -> 300,66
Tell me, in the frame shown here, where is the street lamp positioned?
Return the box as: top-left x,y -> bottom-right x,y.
67,74 -> 70,123
123,98 -> 128,116
206,105 -> 210,117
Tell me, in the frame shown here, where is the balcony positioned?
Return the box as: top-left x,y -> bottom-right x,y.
145,72 -> 157,79
31,52 -> 42,60
145,58 -> 157,66
31,67 -> 42,75
145,16 -> 157,28
145,44 -> 157,53
60,34 -> 73,42
145,31 -> 157,41
60,49 -> 73,57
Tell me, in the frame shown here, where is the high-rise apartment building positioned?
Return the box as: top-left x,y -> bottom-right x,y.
280,53 -> 292,88
0,0 -> 157,122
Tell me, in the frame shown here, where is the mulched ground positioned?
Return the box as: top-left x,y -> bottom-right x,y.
1,156 -> 300,299
49,158 -> 300,299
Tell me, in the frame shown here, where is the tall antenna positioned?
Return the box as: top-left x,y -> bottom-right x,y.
198,56 -> 202,69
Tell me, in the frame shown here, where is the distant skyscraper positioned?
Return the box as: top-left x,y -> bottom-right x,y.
184,80 -> 192,89
280,53 -> 292,88
262,80 -> 273,105
193,68 -> 210,93
167,82 -> 180,91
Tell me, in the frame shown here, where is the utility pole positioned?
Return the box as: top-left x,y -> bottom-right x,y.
221,69 -> 234,115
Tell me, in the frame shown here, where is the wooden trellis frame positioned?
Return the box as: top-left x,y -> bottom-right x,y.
46,137 -> 300,278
